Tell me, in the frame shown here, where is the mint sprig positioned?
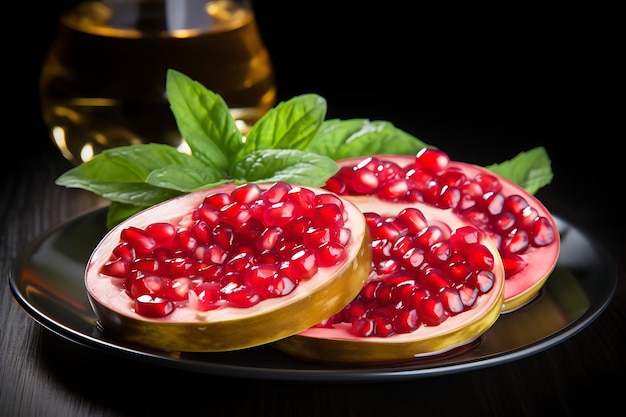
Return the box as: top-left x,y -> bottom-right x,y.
56,69 -> 434,228
56,69 -> 554,229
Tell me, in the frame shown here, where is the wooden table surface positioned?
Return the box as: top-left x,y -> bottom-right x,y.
3,2 -> 622,416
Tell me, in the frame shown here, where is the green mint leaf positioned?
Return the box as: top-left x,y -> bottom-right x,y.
95,183 -> 181,206
238,94 -> 326,159
146,166 -> 231,192
107,201 -> 151,229
231,149 -> 339,187
55,143 -> 200,192
486,146 -> 553,195
166,69 -> 243,170
305,118 -> 435,158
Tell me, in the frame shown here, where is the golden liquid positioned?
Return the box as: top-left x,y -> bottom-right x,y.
40,0 -> 276,164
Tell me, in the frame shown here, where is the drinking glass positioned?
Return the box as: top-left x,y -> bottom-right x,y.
39,0 -> 276,165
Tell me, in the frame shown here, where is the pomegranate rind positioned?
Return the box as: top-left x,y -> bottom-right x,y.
85,184 -> 372,352
273,200 -> 505,363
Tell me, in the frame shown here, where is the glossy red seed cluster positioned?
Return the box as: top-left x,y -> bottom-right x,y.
324,148 -> 556,278
317,208 -> 497,337
99,182 -> 351,318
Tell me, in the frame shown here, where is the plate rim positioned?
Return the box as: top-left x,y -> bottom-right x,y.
9,208 -> 618,382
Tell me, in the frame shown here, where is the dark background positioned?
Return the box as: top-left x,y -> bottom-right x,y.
3,3 -> 623,415
17,2 -> 620,230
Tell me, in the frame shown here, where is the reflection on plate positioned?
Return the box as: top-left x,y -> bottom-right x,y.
9,208 -> 617,382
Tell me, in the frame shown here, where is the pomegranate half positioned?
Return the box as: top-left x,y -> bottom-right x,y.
85,182 -> 372,352
274,150 -> 559,364
325,151 -> 560,312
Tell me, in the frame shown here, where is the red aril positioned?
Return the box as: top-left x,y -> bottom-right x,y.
85,182 -> 372,352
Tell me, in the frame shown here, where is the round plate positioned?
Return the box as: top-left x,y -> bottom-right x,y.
9,208 -> 617,382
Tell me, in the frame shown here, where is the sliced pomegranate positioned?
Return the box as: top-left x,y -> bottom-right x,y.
274,150 -> 558,364
85,182 -> 372,352
323,151 -> 560,312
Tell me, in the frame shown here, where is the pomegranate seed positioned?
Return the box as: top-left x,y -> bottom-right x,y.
266,275 -> 297,297
414,225 -> 445,248
282,215 -> 314,240
503,228 -> 530,254
351,318 -> 375,337
457,284 -> 479,307
324,176 -> 348,194
196,264 -> 224,281
101,257 -> 132,279
231,183 -> 262,204
203,192 -> 232,209
429,241 -> 452,263
422,267 -> 452,292
371,312 -> 395,337
193,282 -> 221,311
465,244 -> 495,270
397,208 -> 429,233
502,253 -> 528,276
163,257 -> 195,278
361,280 -> 383,300
351,167 -> 379,194
263,181 -> 292,203
316,242 -> 347,267
194,203 -> 220,226
468,270 -> 496,293
220,201 -> 253,229
376,160 -> 403,182
446,260 -> 472,283
440,169 -> 466,187
401,247 -> 426,270
111,242 -> 134,261
531,216 -> 556,247
314,203 -> 345,228
504,194 -> 529,214
120,226 -> 156,257
244,264 -> 279,296
415,148 -> 450,174
256,226 -> 283,251
418,297 -> 448,326
437,185 -> 461,209
134,295 -> 174,317
286,186 -> 316,212
393,308 -> 421,333
211,223 -> 235,249
494,211 -> 517,233
440,287 -> 465,314
377,178 -> 409,200
173,229 -> 198,254
128,273 -> 167,299
223,286 -> 262,308
145,222 -> 176,247
198,244 -> 228,264
264,201 -> 296,226
482,192 -> 506,216
473,174 -> 500,193
281,248 -> 318,281
166,277 -> 192,301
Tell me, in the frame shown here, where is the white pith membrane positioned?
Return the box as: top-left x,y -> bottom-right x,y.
273,200 -> 506,364
85,183 -> 372,352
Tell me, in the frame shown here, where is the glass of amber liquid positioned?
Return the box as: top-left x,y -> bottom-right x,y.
40,0 -> 276,165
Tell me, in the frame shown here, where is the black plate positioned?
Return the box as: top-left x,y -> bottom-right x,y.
9,208 -> 617,382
